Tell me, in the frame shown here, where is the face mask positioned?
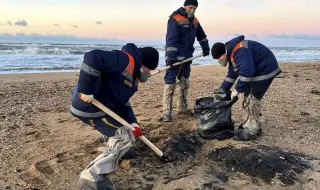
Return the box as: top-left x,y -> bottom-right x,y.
218,57 -> 228,67
139,68 -> 151,83
187,9 -> 195,18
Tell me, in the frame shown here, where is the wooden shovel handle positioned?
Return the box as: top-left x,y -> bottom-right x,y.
150,53 -> 204,76
91,98 -> 164,157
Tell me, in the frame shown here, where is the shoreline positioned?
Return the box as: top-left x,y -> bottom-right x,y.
0,61 -> 318,78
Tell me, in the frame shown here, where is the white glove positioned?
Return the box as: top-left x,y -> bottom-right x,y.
79,93 -> 94,103
231,90 -> 239,99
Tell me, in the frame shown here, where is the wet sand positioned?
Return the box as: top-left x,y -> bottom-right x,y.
0,62 -> 319,189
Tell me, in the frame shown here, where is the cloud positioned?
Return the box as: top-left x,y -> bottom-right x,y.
233,33 -> 243,37
268,33 -> 320,40
53,24 -> 60,27
0,21 -> 12,26
2,33 -> 12,36
70,25 -> 78,28
95,21 -> 103,25
14,20 -> 28,26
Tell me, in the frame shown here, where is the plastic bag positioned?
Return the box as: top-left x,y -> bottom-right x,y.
194,89 -> 238,140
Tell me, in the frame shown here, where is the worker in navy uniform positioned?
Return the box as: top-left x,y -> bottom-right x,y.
211,35 -> 281,141
70,43 -> 159,189
163,0 -> 210,122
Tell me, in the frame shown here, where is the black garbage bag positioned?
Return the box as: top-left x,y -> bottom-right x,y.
194,89 -> 238,140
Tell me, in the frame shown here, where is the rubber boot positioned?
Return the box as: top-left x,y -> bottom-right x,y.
99,136 -> 137,160
234,94 -> 262,141
76,127 -> 135,189
251,97 -> 263,136
177,77 -> 191,114
120,149 -> 137,160
76,174 -> 116,190
162,84 -> 175,122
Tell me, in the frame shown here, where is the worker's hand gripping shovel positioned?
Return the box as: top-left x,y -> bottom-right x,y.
91,98 -> 164,157
150,53 -> 204,77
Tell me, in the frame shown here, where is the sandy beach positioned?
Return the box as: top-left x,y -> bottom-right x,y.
0,62 -> 319,190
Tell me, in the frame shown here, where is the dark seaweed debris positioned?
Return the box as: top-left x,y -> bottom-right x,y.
209,145 -> 312,185
161,133 -> 203,162
310,89 -> 320,95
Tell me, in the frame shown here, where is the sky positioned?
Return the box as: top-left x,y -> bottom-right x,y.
0,0 -> 320,46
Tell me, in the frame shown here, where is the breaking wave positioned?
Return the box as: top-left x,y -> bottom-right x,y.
0,43 -> 319,73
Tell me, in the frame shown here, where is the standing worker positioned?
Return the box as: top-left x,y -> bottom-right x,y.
211,35 -> 281,141
163,0 -> 210,122
70,43 -> 159,189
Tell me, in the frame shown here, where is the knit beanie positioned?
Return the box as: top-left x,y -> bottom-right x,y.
211,42 -> 226,59
140,47 -> 159,70
184,0 -> 198,7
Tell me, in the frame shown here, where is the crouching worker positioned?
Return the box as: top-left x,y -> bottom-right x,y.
211,35 -> 281,141
70,43 -> 159,189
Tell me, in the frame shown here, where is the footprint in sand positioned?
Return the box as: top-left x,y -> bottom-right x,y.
20,142 -> 100,186
57,117 -> 72,123
25,129 -> 50,141
25,131 -> 37,136
39,142 -> 99,173
19,172 -> 47,187
33,151 -> 90,175
56,151 -> 87,163
140,118 -> 152,122
34,158 -> 59,175
144,123 -> 167,131
25,129 -> 51,142
34,130 -> 50,140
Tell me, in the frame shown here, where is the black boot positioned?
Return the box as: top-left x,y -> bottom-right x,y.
234,128 -> 258,141
76,175 -> 116,190
163,113 -> 172,122
120,148 -> 137,160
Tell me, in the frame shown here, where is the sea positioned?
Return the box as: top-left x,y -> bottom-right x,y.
0,43 -> 319,74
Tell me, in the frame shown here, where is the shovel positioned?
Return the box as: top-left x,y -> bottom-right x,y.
91,98 -> 164,157
150,53 -> 204,77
